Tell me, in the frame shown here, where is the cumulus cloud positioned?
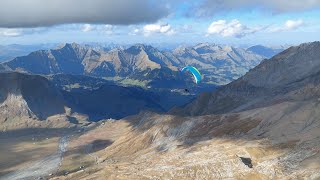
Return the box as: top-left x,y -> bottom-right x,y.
206,19 -> 260,38
191,0 -> 320,17
130,23 -> 175,36
128,23 -> 176,36
144,24 -> 170,33
285,19 -> 304,29
0,0 -> 169,28
271,19 -> 305,32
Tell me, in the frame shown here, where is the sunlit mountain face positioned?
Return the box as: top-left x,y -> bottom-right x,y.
0,1 -> 320,179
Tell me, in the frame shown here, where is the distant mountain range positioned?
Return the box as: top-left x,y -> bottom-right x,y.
0,43 -> 281,86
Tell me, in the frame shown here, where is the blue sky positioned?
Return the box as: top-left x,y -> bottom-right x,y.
0,0 -> 320,46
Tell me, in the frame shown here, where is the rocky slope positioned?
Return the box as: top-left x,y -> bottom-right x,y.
0,72 -> 75,130
0,72 -> 66,119
53,103 -> 320,179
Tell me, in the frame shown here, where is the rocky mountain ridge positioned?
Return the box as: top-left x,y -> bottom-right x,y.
1,43 -> 269,86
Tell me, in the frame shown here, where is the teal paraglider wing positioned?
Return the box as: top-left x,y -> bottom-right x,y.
181,66 -> 201,84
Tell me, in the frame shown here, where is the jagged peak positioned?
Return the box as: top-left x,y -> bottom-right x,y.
28,49 -> 51,56
193,42 -> 216,49
222,45 -> 233,52
125,44 -> 158,55
64,42 -> 82,49
55,43 -> 87,52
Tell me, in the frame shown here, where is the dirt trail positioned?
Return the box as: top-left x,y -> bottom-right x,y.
0,136 -> 69,180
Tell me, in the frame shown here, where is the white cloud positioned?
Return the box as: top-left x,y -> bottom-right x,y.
143,24 -> 171,34
207,19 -> 260,38
104,24 -> 114,35
134,28 -> 140,33
82,24 -> 93,32
285,19 -> 304,29
130,23 -> 175,36
0,28 -> 22,36
271,19 -> 305,32
81,24 -> 114,34
128,28 -> 140,36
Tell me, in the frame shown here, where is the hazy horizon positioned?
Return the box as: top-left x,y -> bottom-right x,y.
0,41 -> 299,50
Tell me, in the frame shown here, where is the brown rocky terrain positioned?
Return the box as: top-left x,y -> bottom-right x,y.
52,103 -> 320,179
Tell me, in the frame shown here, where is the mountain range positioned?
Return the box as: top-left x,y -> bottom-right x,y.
1,43 -> 279,86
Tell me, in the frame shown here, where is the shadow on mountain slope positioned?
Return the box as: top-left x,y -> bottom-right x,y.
62,84 -> 165,121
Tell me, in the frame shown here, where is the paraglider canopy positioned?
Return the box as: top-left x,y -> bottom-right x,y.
181,66 -> 201,84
